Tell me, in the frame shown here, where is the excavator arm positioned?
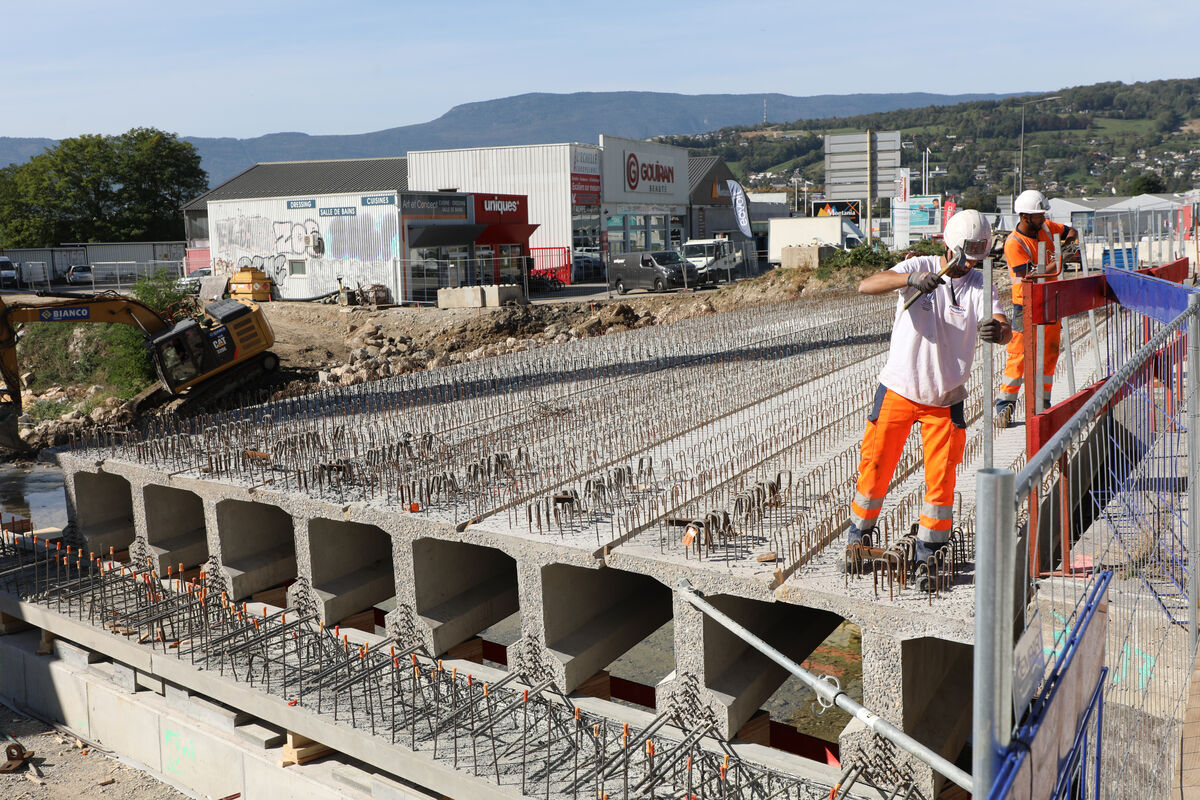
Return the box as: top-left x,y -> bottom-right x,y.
0,292 -> 169,450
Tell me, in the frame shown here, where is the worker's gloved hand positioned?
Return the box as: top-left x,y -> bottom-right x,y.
978,319 -> 1007,344
906,271 -> 943,295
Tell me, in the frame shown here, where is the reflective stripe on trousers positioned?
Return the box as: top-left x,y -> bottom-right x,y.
849,387 -> 965,543
999,305 -> 1060,401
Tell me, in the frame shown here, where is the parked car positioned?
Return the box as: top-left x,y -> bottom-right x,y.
0,257 -> 15,287
67,264 -> 93,284
571,252 -> 601,282
608,251 -> 699,294
178,267 -> 212,294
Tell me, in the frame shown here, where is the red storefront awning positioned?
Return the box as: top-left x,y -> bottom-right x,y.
474,222 -> 540,246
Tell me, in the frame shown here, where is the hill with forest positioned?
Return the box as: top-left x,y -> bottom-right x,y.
0,90 -> 1013,187
661,78 -> 1200,207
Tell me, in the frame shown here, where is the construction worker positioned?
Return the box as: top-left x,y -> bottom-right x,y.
995,190 -> 1078,420
847,210 -> 1011,590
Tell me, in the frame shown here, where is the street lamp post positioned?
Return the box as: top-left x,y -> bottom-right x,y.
1018,95 -> 1062,192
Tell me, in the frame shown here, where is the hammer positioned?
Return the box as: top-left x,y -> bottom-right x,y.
902,247 -> 963,311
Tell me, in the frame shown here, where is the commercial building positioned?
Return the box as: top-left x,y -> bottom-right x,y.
183,158 -> 536,303
407,143 -> 602,274
408,136 -> 699,267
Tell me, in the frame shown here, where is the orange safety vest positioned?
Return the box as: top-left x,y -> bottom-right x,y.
1005,220 -> 1067,305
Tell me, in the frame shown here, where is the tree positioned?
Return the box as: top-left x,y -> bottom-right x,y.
1120,173 -> 1167,195
0,128 -> 207,247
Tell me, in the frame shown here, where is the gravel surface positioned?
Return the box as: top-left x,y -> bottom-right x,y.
0,707 -> 191,800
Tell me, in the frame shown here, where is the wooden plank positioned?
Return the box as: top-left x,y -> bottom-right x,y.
576,670 -> 611,701
445,637 -> 484,663
338,609 -> 376,634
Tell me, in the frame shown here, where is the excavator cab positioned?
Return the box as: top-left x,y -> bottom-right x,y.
150,320 -> 206,392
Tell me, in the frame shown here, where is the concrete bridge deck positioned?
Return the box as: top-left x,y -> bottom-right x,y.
49,291 -> 1114,797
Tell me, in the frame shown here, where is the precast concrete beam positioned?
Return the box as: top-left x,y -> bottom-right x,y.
71,471 -> 136,555
143,484 -> 208,574
538,563 -> 671,693
838,631 -> 973,799
663,591 -> 841,738
307,518 -> 396,624
214,499 -> 297,600
409,537 -> 518,656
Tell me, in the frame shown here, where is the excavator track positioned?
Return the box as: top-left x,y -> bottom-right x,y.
134,351 -> 280,419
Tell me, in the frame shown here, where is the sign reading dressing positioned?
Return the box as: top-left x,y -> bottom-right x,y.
287,199 -> 315,209
319,206 -> 357,217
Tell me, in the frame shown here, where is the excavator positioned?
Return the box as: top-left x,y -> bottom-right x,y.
0,291 -> 277,450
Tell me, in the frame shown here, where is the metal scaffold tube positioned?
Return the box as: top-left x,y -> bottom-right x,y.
672,578 -> 974,794
972,467 -> 1015,797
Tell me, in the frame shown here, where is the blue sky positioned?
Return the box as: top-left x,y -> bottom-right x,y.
3,0 -> 1193,140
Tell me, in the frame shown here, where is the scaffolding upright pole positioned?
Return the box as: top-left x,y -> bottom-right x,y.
973,467 -> 1016,796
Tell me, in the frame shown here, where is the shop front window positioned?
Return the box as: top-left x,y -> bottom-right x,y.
606,215 -> 626,255
572,207 -> 600,251
648,215 -> 666,250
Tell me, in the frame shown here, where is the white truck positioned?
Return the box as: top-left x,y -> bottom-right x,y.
680,237 -> 742,284
767,217 -> 865,265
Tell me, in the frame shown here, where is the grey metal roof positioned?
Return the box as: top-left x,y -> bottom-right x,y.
688,156 -> 720,191
182,157 -> 408,211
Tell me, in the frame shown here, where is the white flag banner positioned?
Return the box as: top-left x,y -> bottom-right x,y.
726,180 -> 753,239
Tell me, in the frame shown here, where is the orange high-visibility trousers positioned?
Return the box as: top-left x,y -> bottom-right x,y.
998,306 -> 1061,405
849,387 -> 966,544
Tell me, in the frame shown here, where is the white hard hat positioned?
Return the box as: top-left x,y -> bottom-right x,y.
944,210 -> 992,261
1014,189 -> 1051,216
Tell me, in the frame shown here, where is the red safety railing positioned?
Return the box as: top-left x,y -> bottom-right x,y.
530,246 -> 572,285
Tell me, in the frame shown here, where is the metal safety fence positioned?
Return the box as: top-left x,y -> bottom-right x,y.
976,266 -> 1199,798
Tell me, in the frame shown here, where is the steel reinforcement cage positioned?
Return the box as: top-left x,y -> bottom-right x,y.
976,261 -> 1198,799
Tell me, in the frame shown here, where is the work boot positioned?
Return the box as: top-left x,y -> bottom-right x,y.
994,400 -> 1016,428
842,526 -> 873,574
913,539 -> 947,592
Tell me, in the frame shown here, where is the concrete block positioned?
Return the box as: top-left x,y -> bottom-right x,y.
53,637 -> 102,669
236,721 -> 286,749
0,631 -> 33,705
88,675 -> 162,766
24,655 -> 91,736
436,286 -> 485,309
111,660 -> 138,693
158,716 -> 245,800
333,764 -> 376,794
372,770 -> 443,800
88,660 -> 114,681
184,694 -> 252,733
482,284 -> 526,306
136,669 -> 165,695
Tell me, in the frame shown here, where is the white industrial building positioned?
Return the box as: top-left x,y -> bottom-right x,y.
408,135 -> 693,264
407,143 -> 601,272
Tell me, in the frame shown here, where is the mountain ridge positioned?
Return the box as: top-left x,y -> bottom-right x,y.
0,90 -> 1018,186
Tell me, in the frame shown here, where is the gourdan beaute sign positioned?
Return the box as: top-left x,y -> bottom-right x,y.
599,135 -> 688,206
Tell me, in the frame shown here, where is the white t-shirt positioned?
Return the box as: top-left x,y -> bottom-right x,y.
877,255 -> 1005,407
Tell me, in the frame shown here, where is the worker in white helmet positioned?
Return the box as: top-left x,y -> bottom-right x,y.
995,190 -> 1078,422
847,210 -> 1010,591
